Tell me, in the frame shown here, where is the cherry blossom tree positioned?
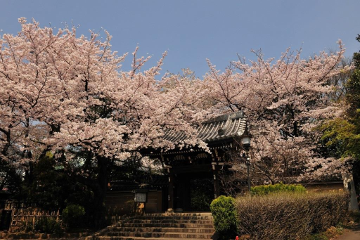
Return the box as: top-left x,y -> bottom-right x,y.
204,43 -> 348,184
0,18 -> 209,227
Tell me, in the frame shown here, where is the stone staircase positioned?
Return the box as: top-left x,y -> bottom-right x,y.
86,212 -> 216,240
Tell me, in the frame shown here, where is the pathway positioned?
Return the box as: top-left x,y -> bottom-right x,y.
335,225 -> 360,240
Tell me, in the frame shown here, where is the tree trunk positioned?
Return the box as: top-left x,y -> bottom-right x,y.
90,155 -> 110,229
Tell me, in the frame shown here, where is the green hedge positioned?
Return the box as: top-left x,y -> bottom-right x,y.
235,191 -> 348,240
210,196 -> 238,240
62,204 -> 85,229
250,182 -> 306,195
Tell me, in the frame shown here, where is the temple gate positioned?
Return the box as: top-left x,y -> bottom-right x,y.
144,111 -> 248,212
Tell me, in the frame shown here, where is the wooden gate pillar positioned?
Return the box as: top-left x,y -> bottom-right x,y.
166,166 -> 174,212
212,162 -> 220,199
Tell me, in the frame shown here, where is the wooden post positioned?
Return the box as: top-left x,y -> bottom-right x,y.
167,166 -> 174,212
212,162 -> 220,199
214,173 -> 220,199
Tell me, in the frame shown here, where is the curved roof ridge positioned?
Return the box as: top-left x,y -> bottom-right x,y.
163,111 -> 247,144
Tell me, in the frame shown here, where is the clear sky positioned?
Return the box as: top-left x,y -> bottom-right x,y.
1,0 -> 359,77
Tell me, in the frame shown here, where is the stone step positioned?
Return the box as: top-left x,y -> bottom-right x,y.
137,213 -> 212,217
109,227 -> 214,233
119,223 -> 214,228
100,231 -> 214,239
128,217 -> 213,221
95,237 -> 208,240
89,213 -> 216,240
105,232 -> 213,239
122,219 -> 213,224
144,213 -> 212,216
129,214 -> 213,218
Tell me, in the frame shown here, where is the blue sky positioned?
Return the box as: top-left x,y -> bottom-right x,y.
1,0 -> 359,77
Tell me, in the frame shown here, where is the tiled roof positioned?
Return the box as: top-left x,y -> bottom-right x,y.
163,111 -> 247,143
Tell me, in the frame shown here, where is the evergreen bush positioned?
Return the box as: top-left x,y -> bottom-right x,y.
210,195 -> 238,240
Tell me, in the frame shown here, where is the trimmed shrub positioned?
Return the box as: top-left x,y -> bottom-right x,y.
250,182 -> 306,195
210,195 -> 238,240
62,204 -> 85,229
235,191 -> 348,240
34,217 -> 62,234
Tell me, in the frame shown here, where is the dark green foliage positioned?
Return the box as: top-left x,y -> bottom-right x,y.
22,149 -> 104,229
236,191 -> 348,240
318,118 -> 358,158
62,204 -> 85,229
210,195 -> 237,240
24,152 -> 71,211
0,159 -> 23,197
34,218 -> 62,235
250,182 -> 306,195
